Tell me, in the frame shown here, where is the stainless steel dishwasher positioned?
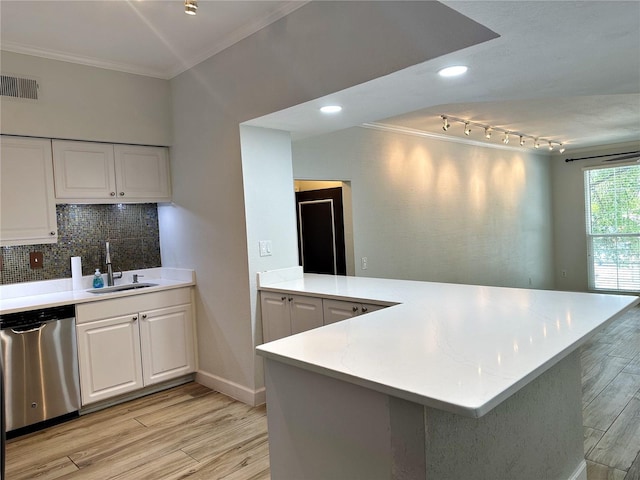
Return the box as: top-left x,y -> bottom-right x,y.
0,305 -> 80,433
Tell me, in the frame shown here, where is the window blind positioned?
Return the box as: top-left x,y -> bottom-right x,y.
584,163 -> 640,292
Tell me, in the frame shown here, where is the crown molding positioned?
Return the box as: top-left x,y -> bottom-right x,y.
1,42 -> 167,78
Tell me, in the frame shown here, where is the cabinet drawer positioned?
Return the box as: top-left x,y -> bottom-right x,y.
77,287 -> 192,323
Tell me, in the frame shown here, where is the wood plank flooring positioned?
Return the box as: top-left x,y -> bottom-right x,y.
6,304 -> 640,480
6,382 -> 270,480
583,305 -> 640,480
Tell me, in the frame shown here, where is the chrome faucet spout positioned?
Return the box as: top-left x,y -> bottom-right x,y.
105,241 -> 122,286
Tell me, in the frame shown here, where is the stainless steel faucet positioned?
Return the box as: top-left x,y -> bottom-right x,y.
105,241 -> 123,286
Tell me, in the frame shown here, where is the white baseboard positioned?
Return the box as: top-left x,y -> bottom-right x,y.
568,460 -> 587,480
196,370 -> 266,406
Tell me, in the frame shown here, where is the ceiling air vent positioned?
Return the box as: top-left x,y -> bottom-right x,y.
0,75 -> 39,100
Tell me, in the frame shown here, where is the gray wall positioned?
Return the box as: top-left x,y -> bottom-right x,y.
551,141 -> 640,291
0,51 -> 172,145
161,1 -> 491,401
293,126 -> 556,289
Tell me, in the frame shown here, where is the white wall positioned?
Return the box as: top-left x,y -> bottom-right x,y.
0,52 -> 172,145
240,125 -> 299,392
551,141 -> 640,291
293,127 -> 556,289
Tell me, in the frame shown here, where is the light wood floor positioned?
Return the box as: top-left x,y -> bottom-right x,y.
583,304 -> 640,480
6,382 -> 270,479
6,305 -> 640,480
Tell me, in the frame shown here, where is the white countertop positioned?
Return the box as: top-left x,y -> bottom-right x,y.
256,272 -> 639,417
0,268 -> 195,315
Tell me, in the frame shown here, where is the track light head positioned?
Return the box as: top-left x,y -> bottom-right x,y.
464,122 -> 471,136
185,0 -> 197,15
534,139 -> 540,149
442,116 -> 450,131
559,144 -> 566,154
519,136 -> 525,147
503,132 -> 509,144
548,141 -> 554,151
484,127 -> 492,139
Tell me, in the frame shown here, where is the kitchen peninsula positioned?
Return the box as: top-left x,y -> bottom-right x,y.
256,268 -> 639,480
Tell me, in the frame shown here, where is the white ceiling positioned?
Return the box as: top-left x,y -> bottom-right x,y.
0,1 -> 306,79
1,1 -> 639,152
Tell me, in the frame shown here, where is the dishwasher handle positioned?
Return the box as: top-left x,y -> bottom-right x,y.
9,323 -> 47,334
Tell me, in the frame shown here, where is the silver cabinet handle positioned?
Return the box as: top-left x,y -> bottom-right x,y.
50,231 -> 56,236
119,192 -> 125,196
132,316 -> 138,322
281,296 -> 287,301
110,192 -> 116,196
11,324 -> 46,334
288,297 -> 293,302
361,306 -> 368,313
352,306 -> 359,313
142,314 -> 147,319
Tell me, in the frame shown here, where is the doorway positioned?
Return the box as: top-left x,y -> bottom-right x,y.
295,182 -> 352,275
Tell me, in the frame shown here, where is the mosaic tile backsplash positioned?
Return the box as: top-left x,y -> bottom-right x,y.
0,204 -> 162,285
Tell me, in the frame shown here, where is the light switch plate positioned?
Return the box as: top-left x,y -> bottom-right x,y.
259,240 -> 273,257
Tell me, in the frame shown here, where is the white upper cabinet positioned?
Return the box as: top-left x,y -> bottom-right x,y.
0,136 -> 58,246
53,140 -> 171,203
113,145 -> 171,201
52,140 -> 116,200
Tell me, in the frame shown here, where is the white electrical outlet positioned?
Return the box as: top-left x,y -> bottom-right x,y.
361,257 -> 368,270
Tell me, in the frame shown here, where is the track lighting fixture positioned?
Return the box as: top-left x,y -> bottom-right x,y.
438,114 -> 566,152
185,0 -> 197,15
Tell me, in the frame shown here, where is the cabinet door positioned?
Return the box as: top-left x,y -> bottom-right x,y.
52,140 -> 117,200
261,293 -> 291,343
0,136 -> 57,246
139,304 -> 195,385
323,299 -> 359,325
290,295 -> 323,334
76,314 -> 143,405
114,145 -> 171,201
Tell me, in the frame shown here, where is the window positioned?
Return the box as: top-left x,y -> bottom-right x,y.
584,163 -> 640,292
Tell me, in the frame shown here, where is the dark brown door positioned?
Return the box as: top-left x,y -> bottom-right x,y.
295,187 -> 346,275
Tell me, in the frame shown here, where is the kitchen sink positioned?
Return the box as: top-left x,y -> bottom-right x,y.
87,282 -> 158,294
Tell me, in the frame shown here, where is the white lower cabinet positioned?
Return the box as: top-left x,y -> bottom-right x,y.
261,291 -> 389,342
139,303 -> 195,386
261,293 -> 323,343
76,313 -> 144,404
76,288 -> 195,405
322,299 -> 386,325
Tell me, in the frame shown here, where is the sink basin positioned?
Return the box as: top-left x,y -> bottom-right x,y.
87,282 -> 158,294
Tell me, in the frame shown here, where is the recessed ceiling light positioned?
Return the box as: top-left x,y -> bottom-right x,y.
320,105 -> 342,114
438,65 -> 468,77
